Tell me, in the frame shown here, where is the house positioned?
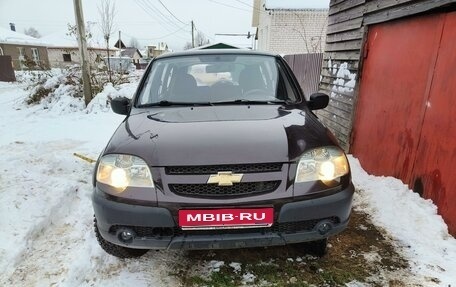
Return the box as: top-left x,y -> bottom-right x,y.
146,42 -> 169,59
191,42 -> 242,50
40,32 -> 116,68
252,0 -> 328,54
120,47 -> 143,64
317,0 -> 456,235
0,25 -> 50,70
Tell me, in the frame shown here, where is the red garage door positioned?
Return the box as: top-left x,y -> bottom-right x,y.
351,12 -> 456,235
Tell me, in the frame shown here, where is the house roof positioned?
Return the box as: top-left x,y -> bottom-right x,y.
264,0 -> 329,9
40,32 -> 106,49
121,47 -> 142,58
113,39 -> 126,49
0,27 -> 47,46
191,42 -> 243,50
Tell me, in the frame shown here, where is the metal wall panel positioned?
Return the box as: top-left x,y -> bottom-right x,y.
411,11 -> 456,234
283,53 -> 323,99
351,12 -> 456,234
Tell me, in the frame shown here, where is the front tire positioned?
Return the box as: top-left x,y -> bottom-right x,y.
306,238 -> 328,257
94,218 -> 149,258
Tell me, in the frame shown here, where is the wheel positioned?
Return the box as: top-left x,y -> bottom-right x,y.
94,217 -> 149,258
296,238 -> 328,257
306,238 -> 328,257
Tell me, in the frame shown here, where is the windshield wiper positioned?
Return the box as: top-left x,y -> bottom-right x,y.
211,99 -> 289,105
138,100 -> 213,107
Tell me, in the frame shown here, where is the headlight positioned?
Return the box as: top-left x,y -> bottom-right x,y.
295,147 -> 349,183
96,154 -> 154,191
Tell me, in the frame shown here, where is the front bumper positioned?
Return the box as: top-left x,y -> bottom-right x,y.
92,184 -> 354,250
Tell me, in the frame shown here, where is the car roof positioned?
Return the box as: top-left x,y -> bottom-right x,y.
155,49 -> 279,60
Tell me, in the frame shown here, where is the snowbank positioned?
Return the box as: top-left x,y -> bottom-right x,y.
350,156 -> 456,285
17,69 -> 142,115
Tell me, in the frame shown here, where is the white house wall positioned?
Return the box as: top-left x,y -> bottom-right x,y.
257,8 -> 328,54
47,48 -> 115,68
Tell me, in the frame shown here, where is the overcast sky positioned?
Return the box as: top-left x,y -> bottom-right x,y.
0,0 -> 329,51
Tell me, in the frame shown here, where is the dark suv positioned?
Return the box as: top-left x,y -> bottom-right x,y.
92,49 -> 354,258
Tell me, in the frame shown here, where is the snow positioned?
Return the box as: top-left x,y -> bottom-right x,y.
229,262 -> 242,273
0,75 -> 180,287
0,27 -> 47,46
40,32 -> 82,48
40,31 -> 107,49
208,260 -> 225,272
0,75 -> 455,286
241,272 -> 256,284
350,156 -> 456,286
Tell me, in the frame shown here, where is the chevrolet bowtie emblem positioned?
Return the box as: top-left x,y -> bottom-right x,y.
207,171 -> 243,186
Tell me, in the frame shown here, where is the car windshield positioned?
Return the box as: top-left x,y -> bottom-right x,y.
136,54 -> 298,106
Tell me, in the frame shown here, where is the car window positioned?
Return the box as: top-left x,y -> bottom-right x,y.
136,54 -> 297,106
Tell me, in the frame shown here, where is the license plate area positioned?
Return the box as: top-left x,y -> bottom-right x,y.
178,208 -> 274,230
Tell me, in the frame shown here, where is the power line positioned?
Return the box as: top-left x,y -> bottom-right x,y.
138,0 -> 181,30
134,0 -> 185,33
133,0 -> 192,42
141,0 -> 181,29
134,0 -> 172,32
122,26 -> 189,41
231,0 -> 254,8
208,0 -> 251,13
157,0 -> 187,25
231,0 -> 267,15
193,24 -> 215,42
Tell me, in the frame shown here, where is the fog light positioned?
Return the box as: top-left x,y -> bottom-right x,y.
118,228 -> 135,243
316,222 -> 332,235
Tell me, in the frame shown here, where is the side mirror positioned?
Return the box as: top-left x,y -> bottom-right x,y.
111,97 -> 131,115
308,93 -> 329,110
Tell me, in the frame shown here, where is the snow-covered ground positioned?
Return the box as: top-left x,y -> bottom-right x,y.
0,76 -> 455,286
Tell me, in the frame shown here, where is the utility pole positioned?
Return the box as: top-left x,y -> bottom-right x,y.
118,30 -> 122,54
191,20 -> 195,48
73,0 -> 92,105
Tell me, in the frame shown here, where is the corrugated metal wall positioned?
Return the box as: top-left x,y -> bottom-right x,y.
283,53 -> 323,99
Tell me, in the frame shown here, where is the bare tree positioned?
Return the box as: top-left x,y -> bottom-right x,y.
293,12 -> 326,53
67,23 -> 92,41
24,27 -> 41,38
184,31 -> 210,50
99,0 -> 116,82
129,37 -> 140,49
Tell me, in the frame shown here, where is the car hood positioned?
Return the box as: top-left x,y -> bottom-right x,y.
103,105 -> 335,166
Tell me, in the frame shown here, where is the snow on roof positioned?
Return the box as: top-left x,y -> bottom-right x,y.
0,26 -> 47,46
40,32 -> 106,49
40,33 -> 78,48
264,0 -> 329,10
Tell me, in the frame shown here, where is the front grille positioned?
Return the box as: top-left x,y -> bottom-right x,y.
169,181 -> 280,198
165,163 -> 283,175
110,217 -> 340,238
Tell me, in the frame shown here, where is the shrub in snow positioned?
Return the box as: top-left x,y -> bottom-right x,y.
21,67 -> 82,106
18,66 -> 143,114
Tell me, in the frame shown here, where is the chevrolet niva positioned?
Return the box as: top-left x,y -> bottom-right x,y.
92,49 -> 354,258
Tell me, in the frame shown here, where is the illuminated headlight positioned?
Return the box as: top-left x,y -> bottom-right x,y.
295,147 -> 349,183
96,154 -> 154,191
